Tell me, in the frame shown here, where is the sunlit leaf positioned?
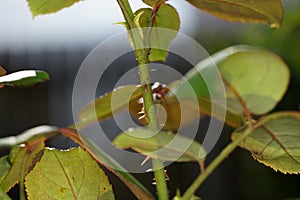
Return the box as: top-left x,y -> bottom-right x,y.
170,45 -> 255,100
232,112 -> 300,174
172,45 -> 290,117
25,147 -> 115,200
60,128 -> 154,200
27,0 -> 80,17
219,50 -> 290,115
0,70 -> 49,88
0,142 -> 44,193
76,85 -> 143,129
114,127 -> 206,162
185,0 -> 283,27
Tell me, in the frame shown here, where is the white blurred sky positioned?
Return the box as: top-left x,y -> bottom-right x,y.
0,0 -> 202,51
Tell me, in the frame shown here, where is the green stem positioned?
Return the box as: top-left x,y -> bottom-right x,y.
116,0 -> 169,199
181,126 -> 254,200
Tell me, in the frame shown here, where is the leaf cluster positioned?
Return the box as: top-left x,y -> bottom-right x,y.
1,0 -> 299,200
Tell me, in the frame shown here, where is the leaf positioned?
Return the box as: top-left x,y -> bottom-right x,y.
25,147 -> 115,200
232,112 -> 300,174
142,0 -> 165,7
0,187 -> 11,200
219,50 -> 290,115
170,45 -> 254,100
135,4 -> 180,62
0,142 -> 44,193
0,156 -> 11,182
27,0 -> 80,17
113,127 -> 206,162
172,45 -> 290,116
0,125 -> 59,148
0,66 -> 6,76
76,85 -> 143,129
60,128 -> 154,200
129,96 -> 244,131
0,70 -> 49,88
185,0 -> 283,27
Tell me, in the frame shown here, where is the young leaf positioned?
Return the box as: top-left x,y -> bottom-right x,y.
25,147 -> 115,200
76,85 -> 143,129
232,112 -> 300,174
113,127 -> 206,162
148,4 -> 180,62
0,142 -> 44,193
185,0 -> 283,27
129,96 -> 244,131
60,128 -> 154,200
0,70 -> 49,88
142,0 -> 165,7
0,66 -> 6,76
0,66 -> 6,89
219,50 -> 290,115
27,0 -> 80,17
135,4 -> 180,62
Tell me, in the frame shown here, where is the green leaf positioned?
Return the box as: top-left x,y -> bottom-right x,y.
0,187 -> 11,200
172,45 -> 290,116
0,125 -> 59,148
27,0 -> 80,17
142,0 -> 165,7
170,45 -> 253,99
185,0 -> 283,27
0,142 -> 44,193
80,134 -> 155,200
0,70 -> 49,88
25,147 -> 115,200
148,4 -> 180,62
114,127 -> 206,162
134,4 -> 180,62
0,156 -> 11,182
232,112 -> 300,174
60,128 -> 154,200
219,50 -> 290,115
76,85 -> 143,129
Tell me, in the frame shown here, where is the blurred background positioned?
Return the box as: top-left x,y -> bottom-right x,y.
0,0 -> 300,199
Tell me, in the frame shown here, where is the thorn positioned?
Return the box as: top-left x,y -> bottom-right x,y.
152,177 -> 157,185
138,115 -> 146,120
146,168 -> 153,173
164,170 -> 170,181
138,110 -> 145,115
141,156 -> 151,166
159,123 -> 165,128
